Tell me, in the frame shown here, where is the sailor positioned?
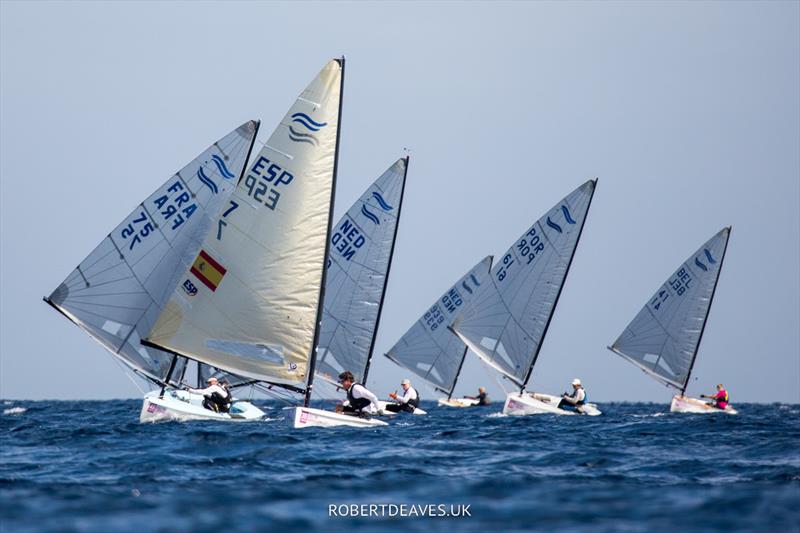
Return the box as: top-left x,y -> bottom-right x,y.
187,377 -> 230,413
466,387 -> 490,406
558,378 -> 587,411
338,371 -> 383,416
701,384 -> 729,409
386,378 -> 420,413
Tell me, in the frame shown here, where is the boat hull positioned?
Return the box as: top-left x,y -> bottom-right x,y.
377,400 -> 427,416
292,406 -> 388,428
670,395 -> 738,415
139,389 -> 266,423
502,392 -> 602,416
437,397 -> 480,408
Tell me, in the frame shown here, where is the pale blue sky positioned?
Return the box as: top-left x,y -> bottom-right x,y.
1,1 -> 798,402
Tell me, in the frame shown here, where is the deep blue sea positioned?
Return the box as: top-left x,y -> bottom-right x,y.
1,400 -> 798,533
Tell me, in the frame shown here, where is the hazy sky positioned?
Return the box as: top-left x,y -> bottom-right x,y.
1,1 -> 798,403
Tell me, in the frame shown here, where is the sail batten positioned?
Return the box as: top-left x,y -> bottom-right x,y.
451,180 -> 597,388
609,227 -> 731,393
315,157 -> 409,386
144,60 -> 344,389
45,122 -> 259,383
385,256 -> 493,394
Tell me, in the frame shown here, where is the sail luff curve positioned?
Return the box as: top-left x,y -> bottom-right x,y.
45,121 -> 259,384
608,227 -> 731,392
384,256 -> 493,394
315,157 -> 408,386
144,60 -> 343,388
450,180 -> 597,388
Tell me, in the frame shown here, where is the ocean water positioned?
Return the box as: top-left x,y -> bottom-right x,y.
1,400 -> 798,533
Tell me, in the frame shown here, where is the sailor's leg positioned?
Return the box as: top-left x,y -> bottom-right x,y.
384,403 -> 401,413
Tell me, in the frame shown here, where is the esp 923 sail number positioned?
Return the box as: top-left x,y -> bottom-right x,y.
242,156 -> 294,210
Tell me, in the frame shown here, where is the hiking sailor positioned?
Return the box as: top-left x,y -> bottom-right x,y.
338,371 -> 383,416
187,377 -> 231,413
386,378 -> 420,413
466,386 -> 490,406
701,384 -> 729,410
558,378 -> 587,411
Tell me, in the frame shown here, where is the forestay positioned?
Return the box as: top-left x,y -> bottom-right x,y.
384,256 -> 493,395
45,122 -> 258,383
609,227 -> 731,391
315,158 -> 408,384
451,180 -> 596,388
145,60 -> 343,388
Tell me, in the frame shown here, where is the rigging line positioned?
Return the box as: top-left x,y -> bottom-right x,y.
110,355 -> 148,395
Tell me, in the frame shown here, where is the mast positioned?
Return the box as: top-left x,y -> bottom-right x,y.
680,226 -> 731,395
304,56 -> 345,407
520,178 -> 598,391
238,120 -> 261,184
447,346 -> 470,400
159,355 -> 179,397
362,155 -> 409,385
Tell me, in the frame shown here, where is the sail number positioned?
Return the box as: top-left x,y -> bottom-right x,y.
496,226 -> 545,282
424,305 -> 445,331
120,211 -> 154,251
441,288 -> 463,313
668,268 -> 692,296
243,156 -> 294,210
331,218 -> 365,261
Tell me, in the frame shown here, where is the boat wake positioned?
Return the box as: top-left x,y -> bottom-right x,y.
3,406 -> 27,415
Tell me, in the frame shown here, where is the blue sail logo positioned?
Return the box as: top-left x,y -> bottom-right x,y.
361,205 -> 380,225
288,112 -> 328,146
197,167 -> 218,194
372,191 -> 393,211
211,155 -> 235,180
694,248 -> 717,272
545,205 -> 577,234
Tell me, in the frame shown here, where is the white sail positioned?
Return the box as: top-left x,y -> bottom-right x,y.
315,157 -> 408,384
145,60 -> 343,388
384,256 -> 493,395
451,180 -> 596,387
45,122 -> 259,383
609,227 -> 731,391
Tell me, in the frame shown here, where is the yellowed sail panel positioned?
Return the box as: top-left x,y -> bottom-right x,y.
146,60 -> 343,386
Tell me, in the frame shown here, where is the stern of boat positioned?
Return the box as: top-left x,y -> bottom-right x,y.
292,406 -> 388,429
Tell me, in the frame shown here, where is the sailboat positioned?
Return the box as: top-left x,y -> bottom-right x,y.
450,180 -> 602,416
44,120 -> 267,422
384,256 -> 493,408
608,227 -> 735,414
313,158 -> 422,418
141,58 -> 384,429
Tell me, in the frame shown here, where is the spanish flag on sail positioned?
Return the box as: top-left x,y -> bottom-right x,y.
190,250 -> 227,292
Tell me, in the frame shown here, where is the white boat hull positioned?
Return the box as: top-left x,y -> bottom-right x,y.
377,400 -> 427,416
437,397 -> 480,408
670,395 -> 738,415
139,389 -> 266,423
502,392 -> 602,416
292,406 -> 388,428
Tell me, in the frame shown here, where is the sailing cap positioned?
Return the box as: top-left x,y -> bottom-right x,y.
401,379 -> 411,385
206,376 -> 218,383
338,371 -> 354,383
572,378 -> 581,386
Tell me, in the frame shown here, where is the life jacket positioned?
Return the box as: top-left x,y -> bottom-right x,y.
407,388 -> 420,408
347,383 -> 372,411
208,389 -> 232,413
716,389 -> 728,409
579,389 -> 587,405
